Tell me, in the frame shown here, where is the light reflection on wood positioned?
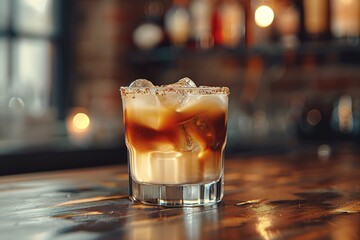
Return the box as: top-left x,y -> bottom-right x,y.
0,153 -> 359,239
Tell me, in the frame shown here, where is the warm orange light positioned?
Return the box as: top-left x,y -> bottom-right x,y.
73,112 -> 90,130
255,5 -> 274,28
307,109 -> 321,126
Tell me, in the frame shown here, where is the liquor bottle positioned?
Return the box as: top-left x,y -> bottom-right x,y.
303,0 -> 330,41
213,0 -> 245,48
330,0 -> 360,44
275,0 -> 301,48
211,0 -> 223,46
164,0 -> 191,47
189,0 -> 214,49
133,1 -> 164,50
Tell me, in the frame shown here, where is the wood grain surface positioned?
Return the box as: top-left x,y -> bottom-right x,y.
0,152 -> 359,240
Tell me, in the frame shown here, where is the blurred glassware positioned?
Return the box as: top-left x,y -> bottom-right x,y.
0,93 -> 56,152
7,97 -> 26,140
337,95 -> 353,133
331,94 -> 359,137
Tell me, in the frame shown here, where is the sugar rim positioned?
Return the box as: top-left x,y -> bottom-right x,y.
120,86 -> 230,96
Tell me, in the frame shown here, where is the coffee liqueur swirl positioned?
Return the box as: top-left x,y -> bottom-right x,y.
121,77 -> 229,185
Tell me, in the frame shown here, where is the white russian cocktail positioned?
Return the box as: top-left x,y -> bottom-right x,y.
120,78 -> 229,206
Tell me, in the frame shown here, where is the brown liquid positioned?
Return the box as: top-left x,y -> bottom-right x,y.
123,94 -> 228,184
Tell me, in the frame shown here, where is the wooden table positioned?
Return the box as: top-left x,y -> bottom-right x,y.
1,151 -> 359,240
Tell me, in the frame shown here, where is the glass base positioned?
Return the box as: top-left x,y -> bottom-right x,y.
129,177 -> 223,207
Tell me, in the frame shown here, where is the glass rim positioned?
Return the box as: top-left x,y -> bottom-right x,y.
120,86 -> 230,96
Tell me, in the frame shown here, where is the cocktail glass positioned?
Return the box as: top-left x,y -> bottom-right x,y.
120,78 -> 229,206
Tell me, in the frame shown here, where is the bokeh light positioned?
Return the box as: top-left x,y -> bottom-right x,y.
306,109 -> 322,126
73,112 -> 90,130
255,5 -> 274,28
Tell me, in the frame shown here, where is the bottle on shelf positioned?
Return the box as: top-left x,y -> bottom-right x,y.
132,1 -> 165,50
303,0 -> 330,41
330,0 -> 360,44
274,0 -> 301,49
212,0 -> 245,48
164,0 -> 191,48
189,0 -> 214,49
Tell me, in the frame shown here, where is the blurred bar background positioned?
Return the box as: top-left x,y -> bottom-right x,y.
0,0 -> 359,174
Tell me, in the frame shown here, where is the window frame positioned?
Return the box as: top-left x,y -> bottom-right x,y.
0,0 -> 73,119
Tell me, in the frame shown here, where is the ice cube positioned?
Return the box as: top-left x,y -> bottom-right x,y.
157,77 -> 196,109
129,79 -> 154,87
170,77 -> 197,88
157,94 -> 184,109
177,95 -> 226,113
124,91 -> 166,130
182,115 -> 215,151
192,115 -> 215,147
178,124 -> 201,152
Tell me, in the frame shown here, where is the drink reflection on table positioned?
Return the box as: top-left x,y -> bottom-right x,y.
124,205 -> 221,240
